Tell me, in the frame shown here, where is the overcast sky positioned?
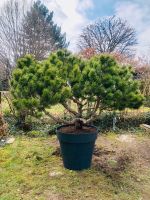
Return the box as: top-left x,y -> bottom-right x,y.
1,0 -> 150,56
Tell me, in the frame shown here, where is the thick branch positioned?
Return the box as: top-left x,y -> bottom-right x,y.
71,97 -> 83,106
85,98 -> 100,119
85,114 -> 100,124
43,109 -> 66,124
2,92 -> 16,116
62,102 -> 79,117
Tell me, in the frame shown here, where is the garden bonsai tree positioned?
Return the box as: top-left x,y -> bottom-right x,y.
11,50 -> 143,129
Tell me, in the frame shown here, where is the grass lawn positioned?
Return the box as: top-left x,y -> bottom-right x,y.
0,132 -> 150,200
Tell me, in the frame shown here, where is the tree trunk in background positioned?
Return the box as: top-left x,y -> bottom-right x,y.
0,92 -> 8,139
0,91 -> 2,112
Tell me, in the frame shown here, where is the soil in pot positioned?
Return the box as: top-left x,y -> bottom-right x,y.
59,125 -> 97,134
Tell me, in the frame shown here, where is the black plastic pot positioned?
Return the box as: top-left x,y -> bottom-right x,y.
56,124 -> 98,171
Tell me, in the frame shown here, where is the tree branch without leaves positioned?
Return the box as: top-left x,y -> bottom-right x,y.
78,16 -> 137,57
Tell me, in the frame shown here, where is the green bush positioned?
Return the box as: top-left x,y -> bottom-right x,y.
144,96 -> 150,107
27,130 -> 46,137
11,50 -> 144,128
94,111 -> 150,132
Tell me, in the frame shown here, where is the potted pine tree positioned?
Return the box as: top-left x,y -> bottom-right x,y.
11,50 -> 143,170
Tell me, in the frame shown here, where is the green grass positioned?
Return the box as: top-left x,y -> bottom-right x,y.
1,97 -> 150,199
0,134 -> 150,200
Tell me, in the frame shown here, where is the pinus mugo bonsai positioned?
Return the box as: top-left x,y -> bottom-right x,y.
11,50 -> 143,170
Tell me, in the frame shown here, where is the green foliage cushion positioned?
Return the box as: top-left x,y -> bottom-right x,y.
11,50 -> 143,121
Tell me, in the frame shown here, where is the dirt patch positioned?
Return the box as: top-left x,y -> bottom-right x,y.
117,134 -> 135,143
44,191 -> 64,200
93,146 -> 133,177
131,138 -> 150,169
94,134 -> 150,175
93,146 -> 115,156
51,146 -> 61,156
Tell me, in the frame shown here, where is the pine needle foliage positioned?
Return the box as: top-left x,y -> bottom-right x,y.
11,50 -> 144,124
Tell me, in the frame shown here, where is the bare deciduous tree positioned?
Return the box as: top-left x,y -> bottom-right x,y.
0,0 -> 68,84
0,0 -> 27,78
0,0 -> 26,85
78,16 -> 137,57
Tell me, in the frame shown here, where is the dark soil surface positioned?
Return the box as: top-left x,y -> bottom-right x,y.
58,125 -> 97,134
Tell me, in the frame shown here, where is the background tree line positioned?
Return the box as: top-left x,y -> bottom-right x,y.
0,0 -> 149,103
0,0 -> 68,90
